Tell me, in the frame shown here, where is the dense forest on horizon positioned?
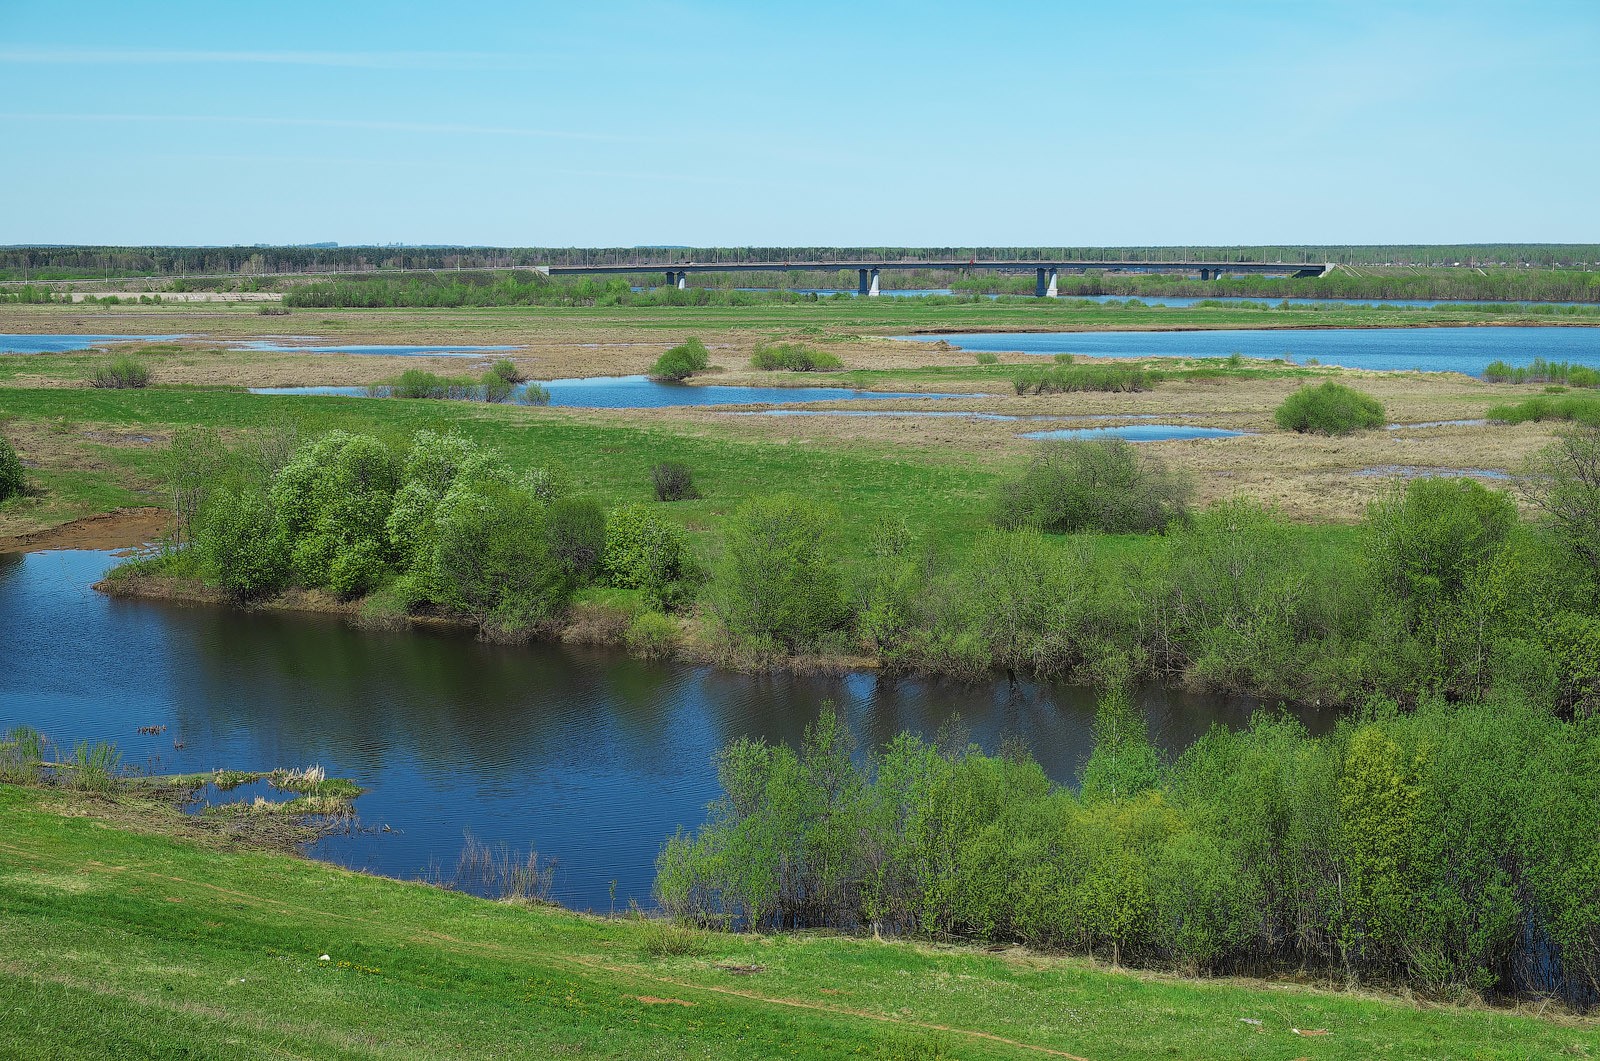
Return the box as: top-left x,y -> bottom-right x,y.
3,242 -> 1600,281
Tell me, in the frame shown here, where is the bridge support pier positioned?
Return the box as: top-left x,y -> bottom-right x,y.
868,268 -> 880,297
1034,267 -> 1060,298
676,271 -> 687,290
1198,268 -> 1211,281
858,268 -> 870,296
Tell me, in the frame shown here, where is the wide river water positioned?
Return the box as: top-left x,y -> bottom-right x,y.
0,548 -> 1336,911
903,325 -> 1600,375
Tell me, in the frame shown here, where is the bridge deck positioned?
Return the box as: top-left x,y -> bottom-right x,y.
545,260 -> 1332,276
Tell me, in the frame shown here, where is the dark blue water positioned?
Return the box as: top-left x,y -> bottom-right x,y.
902,326 -> 1600,375
0,333 -> 187,353
252,375 -> 964,409
1023,425 -> 1246,442
0,548 -> 1330,911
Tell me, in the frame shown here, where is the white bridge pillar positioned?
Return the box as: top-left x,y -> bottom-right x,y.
676,271 -> 688,290
868,267 -> 880,297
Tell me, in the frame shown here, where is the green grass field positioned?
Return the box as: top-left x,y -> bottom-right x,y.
2,784 -> 1593,1060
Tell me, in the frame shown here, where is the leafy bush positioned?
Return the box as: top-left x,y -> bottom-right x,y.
648,338 -> 710,381
650,461 -> 699,501
1011,364 -> 1152,395
994,439 -> 1191,534
429,479 -> 572,628
0,435 -> 24,502
518,382 -> 552,406
378,369 -> 479,400
714,494 -> 847,652
1526,426 -> 1600,591
974,351 -> 998,366
1053,352 -> 1076,366
194,486 -> 289,600
270,432 -> 400,591
89,356 -> 151,389
749,342 -> 843,372
603,503 -> 696,608
658,697 -> 1600,1002
1273,381 -> 1385,435
479,370 -> 514,404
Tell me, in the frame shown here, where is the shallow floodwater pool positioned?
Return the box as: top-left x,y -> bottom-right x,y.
0,548 -> 1333,911
1022,424 -> 1246,442
902,326 -> 1600,375
252,375 -> 964,409
0,333 -> 187,353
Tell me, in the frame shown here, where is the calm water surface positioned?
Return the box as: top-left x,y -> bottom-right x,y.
0,549 -> 1335,911
904,326 -> 1600,375
252,375 -> 964,409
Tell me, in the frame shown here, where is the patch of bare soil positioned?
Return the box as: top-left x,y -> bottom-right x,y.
0,507 -> 171,553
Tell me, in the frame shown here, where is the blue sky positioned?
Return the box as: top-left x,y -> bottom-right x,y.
2,1 -> 1596,247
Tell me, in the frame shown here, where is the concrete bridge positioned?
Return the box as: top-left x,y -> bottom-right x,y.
541,259 -> 1336,296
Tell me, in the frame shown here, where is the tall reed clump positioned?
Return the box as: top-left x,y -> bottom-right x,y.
749,342 -> 843,372
1484,358 -> 1600,387
651,461 -> 699,501
1012,364 -> 1152,394
0,435 -> 25,502
1487,394 -> 1600,426
89,356 -> 152,389
0,726 -> 45,783
648,338 -> 711,381
1273,381 -> 1385,435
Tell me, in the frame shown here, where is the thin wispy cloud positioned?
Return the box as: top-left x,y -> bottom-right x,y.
0,112 -> 642,144
0,48 -> 531,70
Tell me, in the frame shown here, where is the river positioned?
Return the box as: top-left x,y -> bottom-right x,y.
0,547 -> 1335,912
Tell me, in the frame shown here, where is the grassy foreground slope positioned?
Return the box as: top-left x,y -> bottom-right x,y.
1,786 -> 1594,1060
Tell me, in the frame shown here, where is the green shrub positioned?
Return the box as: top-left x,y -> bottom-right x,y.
713,495 -> 847,652
479,370 -> 514,404
603,503 -> 696,608
546,496 -> 606,582
1078,685 -> 1160,802
1053,352 -> 1076,366
379,369 -> 478,400
749,342 -> 843,372
649,338 -> 710,381
89,356 -> 151,389
270,432 -> 401,589
518,382 -> 552,406
1273,381 -> 1385,435
0,435 -> 24,502
1526,426 -> 1600,591
650,461 -> 699,501
1365,477 -> 1518,614
625,611 -> 679,659
487,359 -> 525,384
429,479 -> 573,628
974,351 -> 998,366
994,439 -> 1191,534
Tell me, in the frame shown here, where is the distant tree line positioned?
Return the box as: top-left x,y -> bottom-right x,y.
5,243 -> 1600,282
